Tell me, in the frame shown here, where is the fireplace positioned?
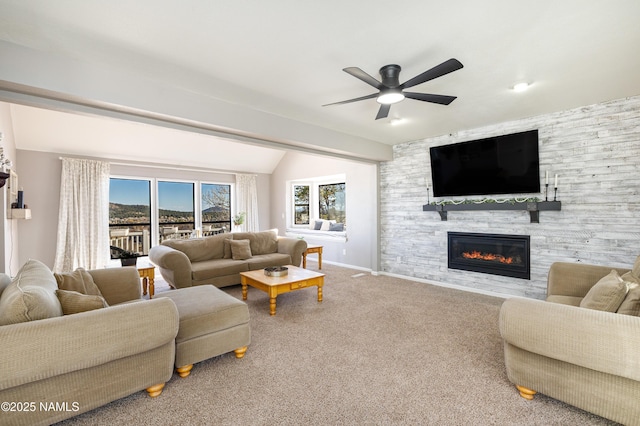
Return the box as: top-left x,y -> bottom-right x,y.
448,232 -> 530,279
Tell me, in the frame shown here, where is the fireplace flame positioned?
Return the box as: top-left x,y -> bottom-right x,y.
462,250 -> 514,264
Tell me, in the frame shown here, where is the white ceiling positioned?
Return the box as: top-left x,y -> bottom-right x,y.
1,0 -> 640,171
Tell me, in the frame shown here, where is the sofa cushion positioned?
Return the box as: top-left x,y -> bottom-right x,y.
617,271 -> 640,316
191,259 -> 249,281
0,259 -> 63,325
56,289 -> 108,315
54,267 -> 103,297
246,253 -> 292,271
230,239 -> 252,260
163,233 -> 232,262
232,230 -> 278,255
580,269 -> 628,312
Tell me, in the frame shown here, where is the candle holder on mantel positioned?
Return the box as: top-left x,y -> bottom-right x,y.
554,187 -> 558,201
545,183 -> 549,201
0,172 -> 9,188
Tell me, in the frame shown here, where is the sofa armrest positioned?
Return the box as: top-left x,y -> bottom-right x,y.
0,298 -> 179,391
547,262 -> 630,298
89,267 -> 142,305
149,245 -> 193,288
277,237 -> 307,267
499,297 -> 640,381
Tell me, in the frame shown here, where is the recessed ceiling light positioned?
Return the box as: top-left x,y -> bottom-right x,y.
512,82 -> 530,92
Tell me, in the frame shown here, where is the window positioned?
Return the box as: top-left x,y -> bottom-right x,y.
109,178 -> 151,257
109,177 -> 233,255
319,183 -> 346,224
293,185 -> 310,225
158,181 -> 194,242
289,176 -> 346,230
201,183 -> 232,233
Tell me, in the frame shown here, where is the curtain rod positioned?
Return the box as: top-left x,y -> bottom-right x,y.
58,156 -> 255,176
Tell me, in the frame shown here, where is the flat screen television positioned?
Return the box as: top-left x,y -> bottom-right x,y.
429,130 -> 540,197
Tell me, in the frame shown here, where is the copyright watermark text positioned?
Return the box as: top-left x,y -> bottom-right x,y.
1,401 -> 80,413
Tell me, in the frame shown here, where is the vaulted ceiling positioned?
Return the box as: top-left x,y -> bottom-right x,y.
1,1 -> 639,172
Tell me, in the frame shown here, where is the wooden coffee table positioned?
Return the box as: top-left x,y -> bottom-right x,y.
240,265 -> 324,316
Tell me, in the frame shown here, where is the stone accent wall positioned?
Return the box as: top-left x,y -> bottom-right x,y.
379,95 -> 640,299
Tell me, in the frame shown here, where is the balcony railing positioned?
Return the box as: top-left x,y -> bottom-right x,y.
109,223 -> 227,256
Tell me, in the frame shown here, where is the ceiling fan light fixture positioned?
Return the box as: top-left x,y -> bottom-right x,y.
376,91 -> 405,105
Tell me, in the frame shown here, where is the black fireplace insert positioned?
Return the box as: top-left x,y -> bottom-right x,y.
448,232 -> 530,279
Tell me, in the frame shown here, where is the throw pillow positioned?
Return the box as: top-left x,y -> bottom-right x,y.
617,272 -> 640,316
632,255 -> 640,278
314,220 -> 323,230
54,268 -> 103,297
56,289 -> 108,315
230,239 -> 252,260
320,220 -> 336,231
329,222 -> 344,232
0,259 -> 63,325
580,269 -> 628,312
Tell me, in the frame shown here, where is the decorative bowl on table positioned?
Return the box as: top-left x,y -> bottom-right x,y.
264,266 -> 288,277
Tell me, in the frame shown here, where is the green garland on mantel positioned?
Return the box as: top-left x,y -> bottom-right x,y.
427,197 -> 541,206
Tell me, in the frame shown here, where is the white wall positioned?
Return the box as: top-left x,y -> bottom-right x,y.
271,151 -> 378,270
0,103 -> 19,275
16,150 -> 271,269
379,95 -> 640,299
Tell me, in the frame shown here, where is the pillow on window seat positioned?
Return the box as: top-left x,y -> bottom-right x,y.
329,222 -> 344,232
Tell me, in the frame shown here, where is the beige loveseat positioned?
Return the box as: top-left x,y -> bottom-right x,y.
499,257 -> 640,425
149,230 -> 307,289
0,259 -> 179,426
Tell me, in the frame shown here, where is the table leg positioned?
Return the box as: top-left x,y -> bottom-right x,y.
318,251 -> 322,270
148,276 -> 155,299
269,287 -> 277,316
317,284 -> 323,302
242,283 -> 248,300
142,277 -> 148,296
303,252 -> 307,268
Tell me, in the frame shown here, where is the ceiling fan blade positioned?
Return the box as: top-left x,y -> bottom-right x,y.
375,104 -> 391,120
322,93 -> 378,107
404,92 -> 457,105
343,67 -> 384,90
400,58 -> 463,89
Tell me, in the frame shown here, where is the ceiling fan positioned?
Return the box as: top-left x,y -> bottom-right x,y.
323,58 -> 463,120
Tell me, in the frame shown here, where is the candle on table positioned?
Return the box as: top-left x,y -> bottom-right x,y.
554,174 -> 558,188
545,171 -> 548,185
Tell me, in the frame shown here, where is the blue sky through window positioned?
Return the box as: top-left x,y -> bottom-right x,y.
110,179 -> 195,212
110,179 -> 150,206
158,181 -> 194,212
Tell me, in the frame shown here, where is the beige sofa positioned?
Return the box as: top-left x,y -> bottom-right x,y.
499,258 -> 640,425
0,260 -> 179,426
149,230 -> 308,289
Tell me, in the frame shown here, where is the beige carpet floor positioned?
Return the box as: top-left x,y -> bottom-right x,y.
56,263 -> 617,425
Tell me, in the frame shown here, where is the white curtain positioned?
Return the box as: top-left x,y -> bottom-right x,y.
53,158 -> 110,273
235,173 -> 259,232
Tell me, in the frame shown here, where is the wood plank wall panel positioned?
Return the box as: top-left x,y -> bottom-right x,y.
379,96 -> 640,299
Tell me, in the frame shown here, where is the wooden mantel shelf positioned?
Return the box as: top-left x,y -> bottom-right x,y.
422,201 -> 561,223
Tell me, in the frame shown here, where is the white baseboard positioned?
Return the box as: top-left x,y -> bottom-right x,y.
313,260 -> 511,299
378,271 -> 511,299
